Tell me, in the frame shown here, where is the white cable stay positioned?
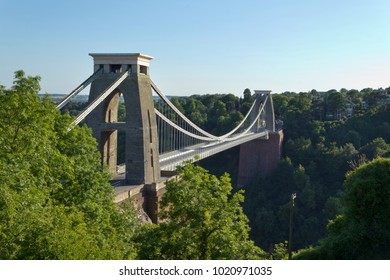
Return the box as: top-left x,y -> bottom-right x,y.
159,132 -> 268,171
156,95 -> 268,143
70,71 -> 129,128
155,109 -> 216,142
57,68 -> 103,110
222,95 -> 268,142
151,80 -> 258,141
217,99 -> 257,140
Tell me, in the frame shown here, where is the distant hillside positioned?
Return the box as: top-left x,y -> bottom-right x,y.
39,93 -> 89,104
41,94 -> 178,104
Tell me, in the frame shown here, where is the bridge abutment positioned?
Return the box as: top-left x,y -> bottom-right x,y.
143,183 -> 167,223
115,180 -> 169,224
237,130 -> 283,185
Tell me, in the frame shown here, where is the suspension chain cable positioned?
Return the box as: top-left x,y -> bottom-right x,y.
151,80 -> 258,141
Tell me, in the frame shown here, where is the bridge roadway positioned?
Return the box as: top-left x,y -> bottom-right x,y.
113,129 -> 268,202
158,129 -> 269,171
115,129 -> 268,175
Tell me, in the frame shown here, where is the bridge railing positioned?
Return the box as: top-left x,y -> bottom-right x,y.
151,82 -> 268,156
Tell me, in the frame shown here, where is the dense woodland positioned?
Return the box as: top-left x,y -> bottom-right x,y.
1,71 -> 390,259
145,86 -> 390,258
245,88 -> 390,258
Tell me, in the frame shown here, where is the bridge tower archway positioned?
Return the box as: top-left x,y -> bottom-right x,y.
99,89 -> 122,176
85,53 -> 160,185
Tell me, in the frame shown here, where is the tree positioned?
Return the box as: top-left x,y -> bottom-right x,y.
243,88 -> 253,103
364,88 -> 388,109
243,158 -> 326,252
282,92 -> 313,139
240,88 -> 254,114
325,90 -> 347,119
272,94 -> 289,118
184,98 -> 208,127
208,100 -> 228,134
284,137 -> 312,165
222,93 -> 237,112
346,89 -> 363,113
359,138 -> 390,160
343,130 -> 362,148
294,158 -> 390,259
0,71 -> 138,259
135,163 -> 266,260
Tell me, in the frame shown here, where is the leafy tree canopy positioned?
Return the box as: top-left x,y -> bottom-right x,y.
294,158 -> 390,259
135,163 -> 266,260
0,71 -> 138,259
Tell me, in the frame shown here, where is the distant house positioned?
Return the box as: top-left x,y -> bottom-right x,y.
346,99 -> 354,117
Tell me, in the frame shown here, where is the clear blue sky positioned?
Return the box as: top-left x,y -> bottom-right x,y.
1,0 -> 389,96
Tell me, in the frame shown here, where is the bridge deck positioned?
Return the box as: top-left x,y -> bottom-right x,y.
159,130 -> 268,170
111,130 -> 271,220
113,130 -> 268,182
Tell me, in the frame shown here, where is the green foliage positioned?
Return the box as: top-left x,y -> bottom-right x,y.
325,90 -> 347,118
61,102 -> 88,117
135,164 -> 266,260
295,158 -> 390,259
344,158 -> 390,244
360,138 -> 390,159
324,109 -> 390,149
270,241 -> 289,260
247,88 -> 390,255
364,88 -> 389,109
240,88 -> 254,114
243,158 -> 327,251
0,71 -> 138,259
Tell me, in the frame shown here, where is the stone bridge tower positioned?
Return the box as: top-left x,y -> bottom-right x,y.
85,53 -> 160,184
237,90 -> 283,185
